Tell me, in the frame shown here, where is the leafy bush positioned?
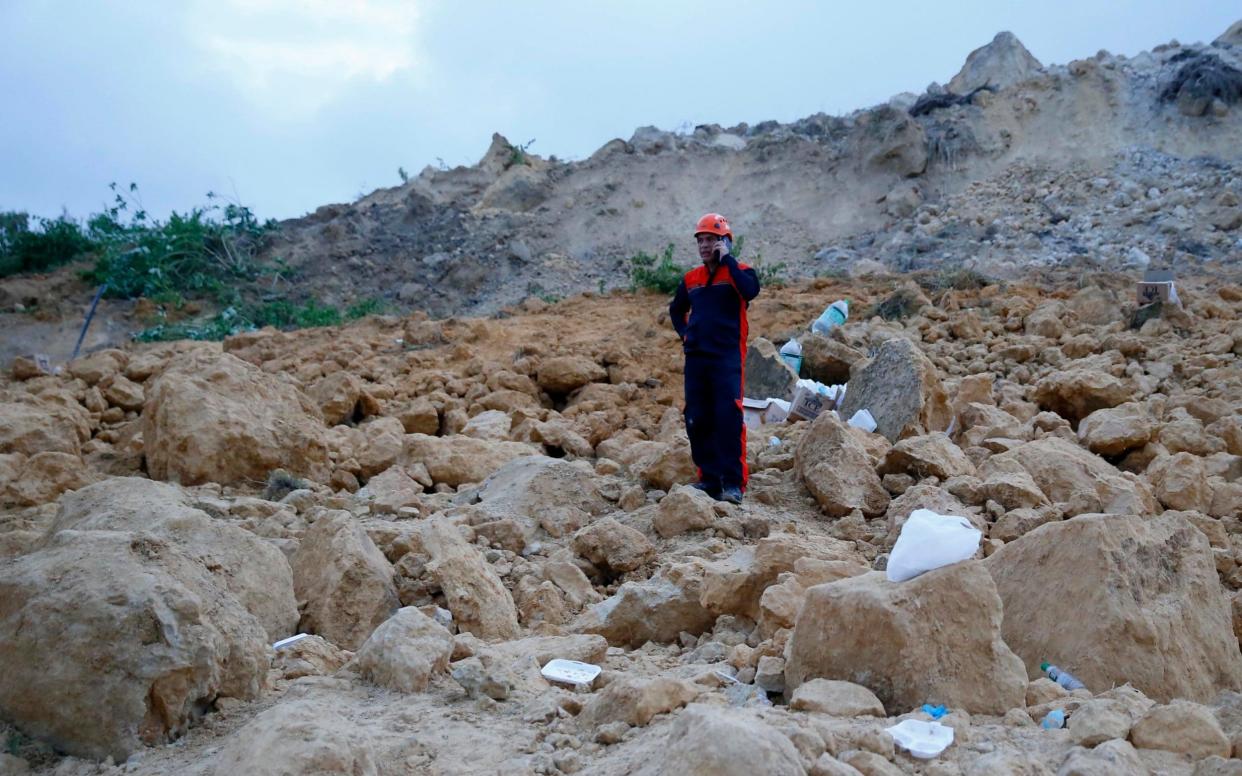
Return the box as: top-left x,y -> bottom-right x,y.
85,184 -> 277,300
0,211 -> 97,277
628,243 -> 683,294
133,297 -> 353,342
346,297 -> 388,320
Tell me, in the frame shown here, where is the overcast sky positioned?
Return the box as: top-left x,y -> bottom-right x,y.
1,1 -> 1237,223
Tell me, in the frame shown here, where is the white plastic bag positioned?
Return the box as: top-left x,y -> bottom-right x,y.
886,719 -> 954,758
886,509 -> 982,582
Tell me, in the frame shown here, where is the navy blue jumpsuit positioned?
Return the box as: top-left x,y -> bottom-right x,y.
668,253 -> 761,491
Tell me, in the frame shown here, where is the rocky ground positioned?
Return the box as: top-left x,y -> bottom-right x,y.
2,263 -> 1242,775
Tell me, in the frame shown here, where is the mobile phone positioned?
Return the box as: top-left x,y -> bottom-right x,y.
716,236 -> 732,258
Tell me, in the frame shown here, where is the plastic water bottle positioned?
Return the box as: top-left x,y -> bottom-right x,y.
779,338 -> 803,375
1041,662 -> 1086,691
811,299 -> 849,335
1040,709 -> 1065,730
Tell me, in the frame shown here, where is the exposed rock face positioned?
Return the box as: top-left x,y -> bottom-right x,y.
837,337 -> 951,442
785,562 -> 1026,714
0,530 -> 268,761
355,607 -> 453,692
635,704 -> 805,776
212,699 -> 379,776
948,31 -> 1044,93
985,513 -> 1242,702
143,350 -> 330,485
796,412 -> 890,517
291,510 -> 399,650
47,477 -> 298,641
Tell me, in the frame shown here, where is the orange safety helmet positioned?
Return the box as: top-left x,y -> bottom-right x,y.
694,213 -> 733,241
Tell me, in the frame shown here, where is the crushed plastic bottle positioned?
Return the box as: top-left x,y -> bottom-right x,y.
1041,661 -> 1086,691
1040,709 -> 1066,730
779,338 -> 803,375
811,299 -> 849,335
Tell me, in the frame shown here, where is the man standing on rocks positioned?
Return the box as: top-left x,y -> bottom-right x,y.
669,213 -> 760,504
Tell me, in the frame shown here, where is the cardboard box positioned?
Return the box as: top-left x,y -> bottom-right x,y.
788,385 -> 830,421
742,398 -> 771,430
765,400 -> 791,424
1136,270 -> 1179,306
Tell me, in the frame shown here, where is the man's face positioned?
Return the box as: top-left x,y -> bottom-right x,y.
696,233 -> 720,263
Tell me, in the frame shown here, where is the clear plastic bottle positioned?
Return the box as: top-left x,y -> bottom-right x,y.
1041,661 -> 1086,691
811,299 -> 849,335
1040,709 -> 1065,730
779,338 -> 803,375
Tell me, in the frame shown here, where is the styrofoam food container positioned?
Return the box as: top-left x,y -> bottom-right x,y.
541,659 -> 602,686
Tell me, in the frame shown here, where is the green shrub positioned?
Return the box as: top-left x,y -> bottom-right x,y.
134,297 -> 347,342
0,211 -> 97,277
346,297 -> 388,320
628,243 -> 683,294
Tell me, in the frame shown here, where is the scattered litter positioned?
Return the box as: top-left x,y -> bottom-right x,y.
272,633 -> 310,650
742,398 -> 772,430
789,379 -> 846,422
541,659 -> 602,688
848,408 -> 877,433
725,681 -> 772,707
713,670 -> 741,685
886,719 -> 954,758
1041,709 -> 1066,730
886,509 -> 983,582
779,338 -> 803,374
765,399 -> 791,424
1041,662 -> 1086,691
768,436 -> 781,447
1137,269 -> 1180,307
812,299 -> 850,335
921,704 -> 948,720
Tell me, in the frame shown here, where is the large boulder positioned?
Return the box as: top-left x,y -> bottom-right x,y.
0,400 -> 89,457
46,477 -> 298,640
837,337 -> 951,442
880,433 -> 975,480
0,530 -> 268,761
634,704 -> 805,776
354,607 -> 453,692
402,433 -> 537,488
1147,452 -> 1212,512
701,533 -> 860,619
572,517 -> 655,577
948,31 -> 1043,93
1032,365 -> 1133,424
801,334 -> 864,386
985,513 -> 1242,702
1,451 -> 95,507
744,338 -> 799,400
475,455 -> 610,531
403,521 -> 520,641
143,350 -> 330,485
290,511 -> 399,650
796,412 -> 890,517
785,561 -> 1027,714
212,699 -> 379,776
985,436 -> 1157,516
581,563 -> 715,647
1077,402 -> 1155,457
536,356 -> 607,395
1130,701 -> 1231,759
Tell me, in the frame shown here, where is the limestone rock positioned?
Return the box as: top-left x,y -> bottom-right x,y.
1057,739 -> 1147,776
100,374 -> 145,412
537,356 -> 607,395
355,607 -> 453,692
272,635 -> 349,680
838,337 -> 951,442
579,676 -> 700,729
0,530 -> 267,761
476,455 -> 610,530
1148,452 -> 1212,512
986,513 -> 1242,702
407,520 -> 520,641
360,465 -> 423,514
143,349 -> 330,486
744,338 -> 799,400
654,484 -> 717,538
635,704 -> 805,776
48,477 -> 298,641
785,562 -> 1027,714
802,334 -> 865,386
948,31 -> 1044,92
309,371 -> 365,426
1078,402 -> 1155,457
986,436 -> 1157,516
582,563 -> 715,646
880,433 -> 976,480
1069,699 -> 1132,747
0,400 -> 89,457
212,699 -> 379,776
1130,701 -> 1231,759
1,451 -> 94,507
790,679 -> 887,717
701,533 -> 859,619
572,517 -> 655,576
797,412 -> 890,517
1032,366 -> 1133,424
291,511 -> 399,650
403,433 -> 537,488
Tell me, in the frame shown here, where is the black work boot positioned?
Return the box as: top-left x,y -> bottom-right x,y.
691,480 -> 720,499
719,485 -> 743,505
